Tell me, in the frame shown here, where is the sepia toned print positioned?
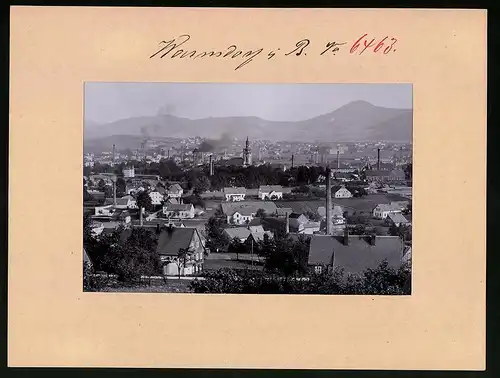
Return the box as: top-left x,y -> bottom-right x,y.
83,82 -> 413,294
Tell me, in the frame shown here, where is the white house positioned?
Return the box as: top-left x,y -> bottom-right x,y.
297,221 -> 321,235
223,187 -> 247,202
167,184 -> 184,198
334,186 -> 353,199
149,191 -> 165,206
94,204 -> 115,216
373,203 -> 403,219
123,166 -> 135,178
115,195 -> 138,209
229,210 -> 254,225
258,185 -> 284,200
163,203 -> 195,219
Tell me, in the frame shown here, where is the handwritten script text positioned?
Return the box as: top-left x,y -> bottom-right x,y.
149,34 -> 398,70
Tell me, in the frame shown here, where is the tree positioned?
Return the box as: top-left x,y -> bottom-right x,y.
205,216 -> 230,252
116,177 -> 126,197
176,247 -> 194,279
83,261 -> 108,292
88,227 -> 160,284
193,175 -> 211,194
255,208 -> 267,218
136,191 -> 153,226
97,179 -> 106,191
189,260 -> 411,295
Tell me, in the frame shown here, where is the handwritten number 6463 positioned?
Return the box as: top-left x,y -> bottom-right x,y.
350,34 -> 398,55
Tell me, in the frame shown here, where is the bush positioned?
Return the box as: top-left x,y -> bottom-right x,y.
189,261 -> 411,295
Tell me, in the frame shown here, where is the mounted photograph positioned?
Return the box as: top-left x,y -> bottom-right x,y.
83,82 -> 413,294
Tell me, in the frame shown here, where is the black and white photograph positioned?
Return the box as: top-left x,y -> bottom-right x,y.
83,83 -> 413,294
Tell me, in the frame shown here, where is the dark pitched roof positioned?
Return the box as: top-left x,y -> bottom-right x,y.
223,187 -> 247,194
156,228 -> 198,256
164,204 -> 193,212
259,185 -> 284,192
308,235 -> 404,274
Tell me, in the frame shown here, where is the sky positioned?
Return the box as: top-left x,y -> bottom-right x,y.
84,83 -> 412,124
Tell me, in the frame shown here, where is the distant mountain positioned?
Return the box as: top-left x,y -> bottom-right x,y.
84,100 -> 412,143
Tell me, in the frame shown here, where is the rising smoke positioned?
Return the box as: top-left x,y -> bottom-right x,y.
197,132 -> 233,153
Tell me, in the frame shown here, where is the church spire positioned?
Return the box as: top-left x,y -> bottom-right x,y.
243,136 -> 252,167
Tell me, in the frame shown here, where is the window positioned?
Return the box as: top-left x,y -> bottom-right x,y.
315,266 -> 323,274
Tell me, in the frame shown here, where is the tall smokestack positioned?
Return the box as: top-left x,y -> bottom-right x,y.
377,148 -> 381,170
291,155 -> 294,169
326,168 -> 333,235
285,212 -> 290,234
167,149 -> 170,159
112,144 -> 116,163
209,155 -> 214,176
337,150 -> 340,169
111,175 -> 117,207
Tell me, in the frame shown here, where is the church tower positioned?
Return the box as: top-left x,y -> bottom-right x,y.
243,136 -> 252,167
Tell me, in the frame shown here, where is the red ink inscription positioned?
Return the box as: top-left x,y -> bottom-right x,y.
351,34 -> 398,55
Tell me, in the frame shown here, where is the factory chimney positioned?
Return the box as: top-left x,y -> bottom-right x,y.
285,212 -> 290,234
377,148 -> 381,170
326,167 -> 333,235
291,155 -> 294,169
167,149 -> 170,159
209,155 -> 214,176
112,144 -> 116,163
111,175 -> 117,207
343,229 -> 350,245
337,150 -> 340,169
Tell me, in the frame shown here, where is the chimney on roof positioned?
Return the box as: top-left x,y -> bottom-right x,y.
337,150 -> 340,169
326,168 -> 333,235
377,148 -> 381,170
285,212 -> 290,234
343,229 -> 350,245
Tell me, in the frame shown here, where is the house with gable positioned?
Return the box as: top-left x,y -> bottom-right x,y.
163,203 -> 195,219
387,212 -> 411,227
307,232 -> 405,275
115,195 -> 138,210
258,185 -> 284,200
373,203 -> 403,219
223,227 -> 252,243
149,190 -> 165,206
221,201 -> 278,225
167,183 -> 184,198
333,185 -> 353,199
223,187 -> 247,202
156,226 -> 205,276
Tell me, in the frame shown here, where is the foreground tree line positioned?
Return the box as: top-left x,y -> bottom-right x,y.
189,261 -> 411,295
